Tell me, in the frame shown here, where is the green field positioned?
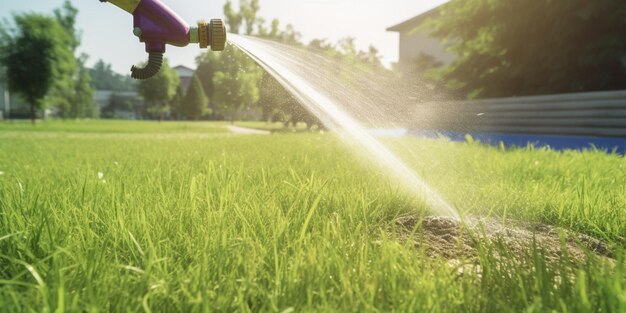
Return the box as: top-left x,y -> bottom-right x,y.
0,120 -> 624,312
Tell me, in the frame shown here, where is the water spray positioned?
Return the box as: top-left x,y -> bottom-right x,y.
229,35 -> 460,218
100,0 -> 227,79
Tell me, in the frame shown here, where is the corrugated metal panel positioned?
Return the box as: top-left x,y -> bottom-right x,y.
409,90 -> 626,138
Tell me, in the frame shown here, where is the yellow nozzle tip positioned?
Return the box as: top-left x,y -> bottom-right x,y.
209,19 -> 227,51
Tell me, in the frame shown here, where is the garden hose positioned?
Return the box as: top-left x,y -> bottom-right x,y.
130,52 -> 163,80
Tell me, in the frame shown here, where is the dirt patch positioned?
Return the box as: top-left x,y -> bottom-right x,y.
395,215 -> 614,263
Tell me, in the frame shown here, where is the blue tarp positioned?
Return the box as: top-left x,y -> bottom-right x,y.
368,129 -> 626,154
407,130 -> 626,154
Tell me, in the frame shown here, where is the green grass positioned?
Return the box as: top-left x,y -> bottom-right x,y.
0,120 -> 624,312
235,121 -> 318,133
0,119 -> 229,134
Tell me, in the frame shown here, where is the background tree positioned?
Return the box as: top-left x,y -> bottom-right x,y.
89,59 -> 136,92
258,72 -> 322,128
269,19 -> 280,38
429,0 -> 626,98
255,17 -> 268,37
224,0 -> 261,36
211,45 -> 262,123
181,75 -> 209,120
48,0 -> 88,118
137,59 -> 179,120
240,0 -> 260,35
280,24 -> 301,45
72,53 -> 98,118
53,0 -> 80,51
169,84 -> 185,120
0,14 -> 68,124
223,0 -> 243,34
195,52 -> 220,119
258,73 -> 289,122
194,0 -> 382,128
102,93 -> 137,119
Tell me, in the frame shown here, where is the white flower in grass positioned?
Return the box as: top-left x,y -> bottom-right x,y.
98,172 -> 104,180
0,171 -> 4,176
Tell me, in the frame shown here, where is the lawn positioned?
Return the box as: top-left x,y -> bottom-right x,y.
234,121 -> 317,133
0,120 -> 229,134
0,120 -> 624,312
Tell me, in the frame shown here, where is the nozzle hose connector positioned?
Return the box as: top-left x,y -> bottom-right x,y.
131,52 -> 163,80
198,19 -> 227,51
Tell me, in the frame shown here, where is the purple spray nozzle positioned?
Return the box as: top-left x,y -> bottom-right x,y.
102,0 -> 226,80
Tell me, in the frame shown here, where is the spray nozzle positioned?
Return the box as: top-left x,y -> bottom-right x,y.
103,0 -> 227,80
192,20 -> 227,51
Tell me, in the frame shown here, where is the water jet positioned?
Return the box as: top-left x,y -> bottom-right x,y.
229,35 -> 460,218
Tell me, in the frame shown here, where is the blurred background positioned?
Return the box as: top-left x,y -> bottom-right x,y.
1,0 -> 625,131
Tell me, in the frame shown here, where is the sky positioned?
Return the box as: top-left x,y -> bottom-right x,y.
0,0 -> 447,74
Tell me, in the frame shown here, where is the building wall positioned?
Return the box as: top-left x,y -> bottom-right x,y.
0,83 -> 30,118
95,90 -> 142,119
1,86 -> 8,118
174,66 -> 195,91
399,29 -> 455,67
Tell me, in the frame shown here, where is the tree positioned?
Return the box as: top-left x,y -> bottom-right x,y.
224,0 -> 260,36
429,0 -> 626,98
258,72 -> 322,128
269,19 -> 280,38
90,59 -> 136,91
223,0 -> 243,34
256,17 -> 268,37
258,72 -> 289,121
72,54 -> 98,118
54,0 -> 80,51
198,0 -> 264,121
195,1 -> 386,127
102,93 -> 137,119
181,75 -> 209,120
280,24 -> 301,45
240,0 -> 260,35
137,59 -> 179,120
211,45 -> 262,123
0,14 -> 68,124
48,0 -> 81,118
195,52 -> 219,111
169,84 -> 185,120
196,1 -> 384,127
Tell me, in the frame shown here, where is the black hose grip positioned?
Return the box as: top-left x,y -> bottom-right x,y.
130,52 -> 164,80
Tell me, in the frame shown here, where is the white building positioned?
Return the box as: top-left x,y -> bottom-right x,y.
0,83 -> 39,119
173,65 -> 195,91
387,7 -> 454,70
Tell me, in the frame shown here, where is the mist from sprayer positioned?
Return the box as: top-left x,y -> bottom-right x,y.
229,34 -> 460,218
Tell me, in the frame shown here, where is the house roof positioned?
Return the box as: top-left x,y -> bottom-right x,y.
173,65 -> 195,78
386,6 -> 442,33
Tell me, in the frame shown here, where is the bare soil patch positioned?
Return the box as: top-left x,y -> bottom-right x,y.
395,215 -> 614,263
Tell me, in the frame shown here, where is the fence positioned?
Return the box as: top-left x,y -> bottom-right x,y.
409,90 -> 626,138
